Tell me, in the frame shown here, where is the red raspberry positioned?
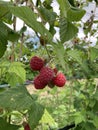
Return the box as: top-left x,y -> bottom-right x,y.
34,75 -> 46,89
23,122 -> 30,130
40,66 -> 54,84
30,56 -> 44,71
53,72 -> 66,87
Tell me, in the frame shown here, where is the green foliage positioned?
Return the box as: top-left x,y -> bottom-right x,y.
0,21 -> 19,58
54,42 -> 66,69
90,47 -> 98,61
0,85 -> 33,111
58,0 -> 85,21
60,18 -> 78,42
0,0 -> 98,130
40,109 -> 58,128
6,62 -> 26,87
39,6 -> 57,25
28,103 -> 45,129
0,22 -> 8,58
9,6 -> 53,43
0,117 -> 20,130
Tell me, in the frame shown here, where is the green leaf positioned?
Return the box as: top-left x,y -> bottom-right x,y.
0,21 -> 19,58
93,116 -> 98,128
28,103 -> 45,129
54,42 -> 65,69
67,49 -> 90,74
67,6 -> 86,21
0,85 -> 34,111
7,30 -> 20,42
9,6 -> 53,43
60,18 -> 78,42
0,1 -> 12,24
58,0 -> 85,21
0,22 -> 8,58
90,47 -> 98,61
0,117 -> 20,130
57,0 -> 70,17
39,6 -> 57,25
67,49 -> 83,64
74,111 -> 86,125
6,62 -> 26,87
84,122 -> 96,130
0,3 -> 9,19
40,109 -> 57,126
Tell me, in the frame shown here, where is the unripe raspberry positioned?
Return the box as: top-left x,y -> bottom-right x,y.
53,72 -> 66,87
34,75 -> 46,89
30,56 -> 44,71
40,66 -> 54,84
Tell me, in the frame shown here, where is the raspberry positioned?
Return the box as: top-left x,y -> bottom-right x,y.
34,75 -> 46,89
30,56 -> 44,71
40,66 -> 54,84
53,72 -> 66,87
23,122 -> 30,130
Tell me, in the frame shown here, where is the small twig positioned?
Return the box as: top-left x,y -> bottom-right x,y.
44,44 -> 51,60
86,2 -> 96,60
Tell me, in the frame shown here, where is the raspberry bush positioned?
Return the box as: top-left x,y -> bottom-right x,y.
0,0 -> 98,130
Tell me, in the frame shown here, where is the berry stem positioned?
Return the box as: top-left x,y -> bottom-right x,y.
44,44 -> 51,60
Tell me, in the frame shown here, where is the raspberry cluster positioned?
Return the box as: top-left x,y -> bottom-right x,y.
30,56 -> 66,89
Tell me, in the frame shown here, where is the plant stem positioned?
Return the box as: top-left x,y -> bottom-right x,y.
11,0 -> 17,62
8,115 -> 11,124
44,44 -> 51,60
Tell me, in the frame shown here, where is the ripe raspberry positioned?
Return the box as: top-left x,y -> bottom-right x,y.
34,75 -> 46,89
23,122 -> 30,130
30,56 -> 44,71
40,66 -> 54,84
53,72 -> 66,87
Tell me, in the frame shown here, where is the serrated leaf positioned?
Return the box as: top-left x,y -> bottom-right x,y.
60,18 -> 78,42
0,1 -> 13,24
6,62 -> 26,86
90,47 -> 98,61
67,6 -> 86,21
57,0 -> 70,17
39,6 -> 57,25
40,109 -> 56,126
9,6 -> 53,43
0,21 -> 19,42
93,116 -> 98,128
0,117 -> 20,130
67,49 -> 90,73
67,49 -> 83,64
84,122 -> 96,130
54,43 -> 65,69
58,0 -> 85,21
0,3 -> 9,19
74,112 -> 86,125
28,103 -> 45,130
0,22 -> 8,58
0,21 -> 19,58
0,85 -> 34,111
